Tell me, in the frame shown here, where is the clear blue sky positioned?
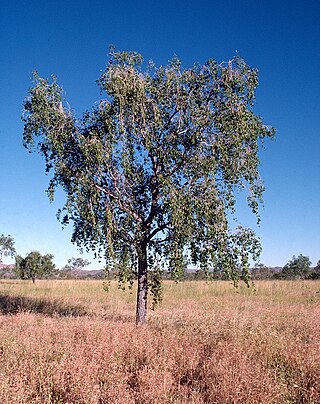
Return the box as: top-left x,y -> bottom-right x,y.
1,0 -> 319,268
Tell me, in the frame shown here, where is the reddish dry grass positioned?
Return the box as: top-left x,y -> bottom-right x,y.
0,280 -> 319,403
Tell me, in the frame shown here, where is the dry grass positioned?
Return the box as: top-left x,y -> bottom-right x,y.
0,279 -> 319,403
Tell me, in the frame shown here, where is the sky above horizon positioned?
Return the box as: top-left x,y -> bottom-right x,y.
1,0 -> 319,268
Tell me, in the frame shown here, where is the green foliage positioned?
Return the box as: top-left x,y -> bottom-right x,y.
63,257 -> 91,271
22,49 -> 274,323
149,267 -> 163,309
281,254 -> 311,279
251,263 -> 276,280
15,251 -> 56,283
60,257 -> 91,279
0,234 -> 16,262
306,259 -> 320,280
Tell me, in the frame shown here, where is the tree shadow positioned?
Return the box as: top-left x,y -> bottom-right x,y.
0,294 -> 88,317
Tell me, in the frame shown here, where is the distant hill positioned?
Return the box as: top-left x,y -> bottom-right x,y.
56,268 -> 106,279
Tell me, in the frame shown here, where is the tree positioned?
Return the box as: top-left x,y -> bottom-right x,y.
306,259 -> 320,280
15,251 -> 56,283
64,257 -> 91,271
0,234 -> 16,262
251,263 -> 273,280
22,49 -> 274,324
281,254 -> 311,279
60,257 -> 91,278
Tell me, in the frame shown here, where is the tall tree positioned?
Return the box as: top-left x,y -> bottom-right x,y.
23,49 -> 274,324
0,234 -> 16,262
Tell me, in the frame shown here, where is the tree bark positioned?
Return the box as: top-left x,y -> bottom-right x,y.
136,241 -> 148,326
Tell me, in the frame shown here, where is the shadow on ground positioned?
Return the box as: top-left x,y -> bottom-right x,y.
0,294 -> 87,317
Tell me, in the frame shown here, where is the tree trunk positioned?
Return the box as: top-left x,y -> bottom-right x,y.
136,241 -> 148,326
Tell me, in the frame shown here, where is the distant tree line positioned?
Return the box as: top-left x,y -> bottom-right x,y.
182,255 -> 320,281
0,234 -> 102,281
249,255 -> 320,280
0,235 -> 319,282
272,255 -> 320,280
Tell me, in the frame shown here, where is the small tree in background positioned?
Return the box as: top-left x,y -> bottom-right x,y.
15,251 -> 56,283
0,234 -> 16,262
64,257 -> 91,271
281,254 -> 311,279
23,49 -> 274,324
251,263 -> 273,280
307,259 -> 320,279
60,257 -> 91,278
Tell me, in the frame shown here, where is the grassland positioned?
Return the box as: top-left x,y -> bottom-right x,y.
0,279 -> 319,403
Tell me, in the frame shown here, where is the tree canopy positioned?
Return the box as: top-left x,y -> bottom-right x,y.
23,49 -> 274,324
15,251 -> 56,283
63,257 -> 91,271
281,254 -> 311,279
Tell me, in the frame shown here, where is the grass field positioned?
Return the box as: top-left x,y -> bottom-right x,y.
0,279 -> 319,403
